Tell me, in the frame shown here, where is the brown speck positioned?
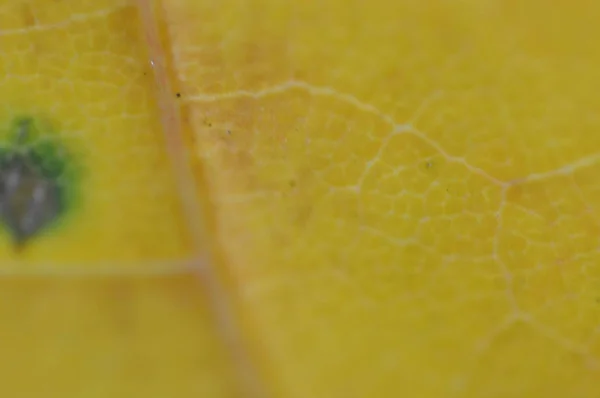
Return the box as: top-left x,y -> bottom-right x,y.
21,4 -> 36,27
176,92 -> 181,98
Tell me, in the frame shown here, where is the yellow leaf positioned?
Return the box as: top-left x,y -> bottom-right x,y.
3,0 -> 600,397
0,1 -> 238,397
160,0 -> 600,397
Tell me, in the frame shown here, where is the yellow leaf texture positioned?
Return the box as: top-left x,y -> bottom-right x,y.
3,0 -> 600,397
0,1 -> 240,397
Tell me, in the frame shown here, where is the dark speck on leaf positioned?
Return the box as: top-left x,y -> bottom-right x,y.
176,92 -> 181,98
0,117 -> 77,249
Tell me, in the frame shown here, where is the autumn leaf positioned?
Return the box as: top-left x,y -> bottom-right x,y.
2,0 -> 600,397
158,0 -> 600,397
0,1 -> 238,397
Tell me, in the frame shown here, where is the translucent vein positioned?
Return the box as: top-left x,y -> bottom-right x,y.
0,5 -> 128,37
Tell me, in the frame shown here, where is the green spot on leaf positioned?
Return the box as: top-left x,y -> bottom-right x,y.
0,116 -> 82,248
